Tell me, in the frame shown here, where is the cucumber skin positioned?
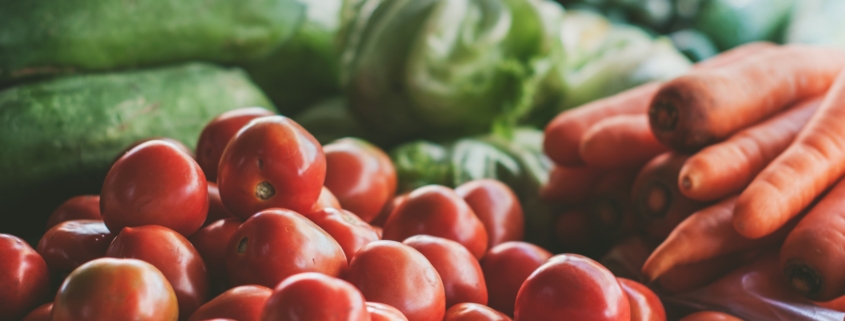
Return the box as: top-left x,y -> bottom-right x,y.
0,0 -> 305,83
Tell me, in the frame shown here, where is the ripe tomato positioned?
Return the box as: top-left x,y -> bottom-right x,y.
311,186 -> 342,212
52,258 -> 178,321
225,208 -> 346,288
262,272 -> 369,321
371,193 -> 407,227
36,220 -> 114,273
383,185 -> 488,259
21,303 -> 52,321
113,137 -> 195,164
305,207 -> 379,262
45,195 -> 101,230
0,234 -> 50,321
323,138 -> 397,222
206,182 -> 236,225
189,218 -> 241,284
345,240 -> 445,321
618,278 -> 665,321
366,302 -> 409,321
217,116 -> 326,219
106,225 -> 209,319
455,179 -> 524,248
514,254 -> 630,321
481,241 -> 552,317
443,303 -> 513,321
678,311 -> 743,321
187,285 -> 272,321
101,140 -> 208,236
196,107 -> 275,182
402,235 -> 487,308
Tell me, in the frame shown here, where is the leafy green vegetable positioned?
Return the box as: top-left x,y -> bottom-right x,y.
695,0 -> 795,50
293,97 -> 372,145
391,141 -> 454,192
785,0 -> 845,48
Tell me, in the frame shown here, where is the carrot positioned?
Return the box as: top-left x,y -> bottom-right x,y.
599,236 -> 653,282
678,311 -> 744,321
649,45 -> 845,151
691,42 -> 777,71
734,67 -> 845,239
540,165 -> 605,204
816,295 -> 845,312
679,97 -> 823,201
654,253 -> 744,294
586,169 -> 639,241
579,115 -> 668,169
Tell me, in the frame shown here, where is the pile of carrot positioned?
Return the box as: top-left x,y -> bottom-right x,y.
542,42 -> 845,316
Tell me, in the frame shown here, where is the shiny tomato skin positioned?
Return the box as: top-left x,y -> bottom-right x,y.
444,303 -> 513,321
46,195 -> 101,230
383,185 -> 488,259
345,240 -> 446,321
618,278 -> 666,321
480,242 -> 552,317
21,302 -> 52,321
514,254 -> 630,321
305,207 -> 379,262
196,107 -> 275,182
206,182 -> 236,225
371,193 -> 408,227
36,220 -> 114,273
311,186 -> 342,212
261,272 -> 369,321
217,116 -> 326,219
106,225 -> 209,319
52,258 -> 178,321
402,235 -> 488,308
0,234 -> 50,321
324,138 -> 397,222
189,218 -> 241,283
101,140 -> 208,236
455,179 -> 524,248
225,208 -> 346,288
366,302 -> 409,321
187,285 -> 272,321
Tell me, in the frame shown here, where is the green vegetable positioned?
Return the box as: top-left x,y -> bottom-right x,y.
669,28 -> 719,62
294,97 -> 371,145
0,0 -> 304,84
785,0 -> 845,48
694,0 -> 795,50
391,141 -> 454,192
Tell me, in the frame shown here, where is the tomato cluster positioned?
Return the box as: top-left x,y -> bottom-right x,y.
0,108 -> 666,321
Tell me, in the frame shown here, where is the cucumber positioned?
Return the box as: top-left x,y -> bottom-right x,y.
0,0 -> 305,84
0,63 -> 274,242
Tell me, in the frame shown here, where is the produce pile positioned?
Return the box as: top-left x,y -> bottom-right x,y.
3,0 -> 845,320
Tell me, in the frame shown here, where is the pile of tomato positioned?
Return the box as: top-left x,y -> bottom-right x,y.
0,107 -> 665,321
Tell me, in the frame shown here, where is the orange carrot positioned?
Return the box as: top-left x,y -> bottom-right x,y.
586,169 -> 639,241
734,67 -> 845,239
580,115 -> 668,169
540,165 -> 605,204
691,42 -> 777,71
654,253 -> 745,294
649,45 -> 845,151
679,311 -> 744,321
679,97 -> 823,201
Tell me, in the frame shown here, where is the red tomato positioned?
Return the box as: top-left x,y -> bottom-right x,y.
189,218 -> 241,284
514,254 -> 630,321
45,195 -> 101,230
225,208 -> 346,288
206,182 -> 236,225
262,272 -> 369,321
371,193 -> 408,227
345,240 -> 446,321
444,303 -> 513,321
455,179 -> 524,248
36,220 -> 114,273
311,186 -> 342,212
678,311 -> 743,321
196,107 -> 275,182
0,234 -> 50,321
618,278 -> 665,321
114,137 -> 195,163
305,207 -> 379,262
217,116 -> 326,219
324,138 -> 397,222
101,140 -> 208,236
373,225 -> 384,239
106,225 -> 209,319
187,285 -> 272,321
481,241 -> 552,317
21,303 -> 52,321
52,258 -> 178,321
383,186 -> 488,259
402,235 -> 488,308
366,302 -> 409,321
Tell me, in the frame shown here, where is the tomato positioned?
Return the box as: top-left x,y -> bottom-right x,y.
187,285 -> 272,321
217,116 -> 326,219
36,220 -> 114,273
189,218 -> 241,288
21,303 -> 52,321
678,311 -> 743,321
206,182 -> 236,225
305,207 -> 379,262
366,302 -> 409,321
0,234 -> 50,321
443,303 -> 513,321
45,195 -> 101,230
402,235 -> 487,308
196,107 -> 275,182
323,138 -> 397,222
371,193 -> 408,227
311,186 -> 342,212
262,272 -> 369,321
345,240 -> 445,321
455,179 -> 524,248
480,241 -> 552,317
383,185 -> 488,259
114,137 -> 195,163
618,278 -> 665,321
225,208 -> 346,288
514,254 -> 630,321
106,225 -> 209,319
52,258 -> 178,321
101,140 -> 208,236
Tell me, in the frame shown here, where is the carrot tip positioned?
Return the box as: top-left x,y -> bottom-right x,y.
649,99 -> 679,132
639,182 -> 672,219
785,262 -> 822,298
680,176 -> 692,190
